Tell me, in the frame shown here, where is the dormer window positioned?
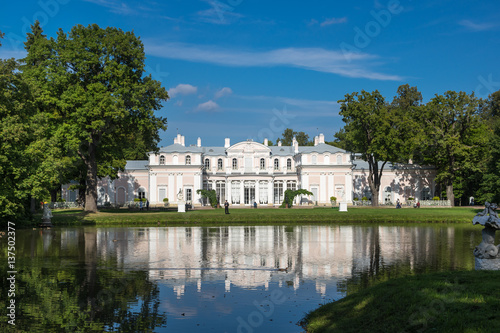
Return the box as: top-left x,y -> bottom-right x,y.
186,155 -> 191,165
159,155 -> 165,165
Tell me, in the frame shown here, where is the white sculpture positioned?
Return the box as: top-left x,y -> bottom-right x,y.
473,202 -> 500,263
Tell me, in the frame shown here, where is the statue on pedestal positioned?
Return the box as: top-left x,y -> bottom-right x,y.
40,203 -> 53,227
472,202 -> 500,269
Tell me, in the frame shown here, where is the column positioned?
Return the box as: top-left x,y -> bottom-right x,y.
255,180 -> 260,204
240,180 -> 245,205
150,172 -> 157,203
227,179 -> 232,203
328,173 -> 334,202
168,173 -> 175,202
268,180 -> 274,205
345,172 -> 353,203
108,179 -> 115,204
194,172 -> 201,204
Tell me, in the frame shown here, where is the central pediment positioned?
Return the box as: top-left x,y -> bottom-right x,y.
227,140 -> 271,154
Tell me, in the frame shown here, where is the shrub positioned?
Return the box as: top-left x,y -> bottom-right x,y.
330,196 -> 337,202
163,198 -> 169,202
408,197 -> 414,201
362,196 -> 368,201
433,196 -> 440,200
353,197 -> 359,201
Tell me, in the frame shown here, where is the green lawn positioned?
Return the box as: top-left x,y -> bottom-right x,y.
43,206 -> 481,226
302,270 -> 500,333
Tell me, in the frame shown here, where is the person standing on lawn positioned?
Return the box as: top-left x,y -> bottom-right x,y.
224,200 -> 230,214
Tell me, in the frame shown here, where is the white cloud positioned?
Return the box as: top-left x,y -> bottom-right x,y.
459,19 -> 497,32
169,84 -> 198,98
144,41 -> 402,81
196,100 -> 219,112
320,17 -> 348,27
215,87 -> 233,99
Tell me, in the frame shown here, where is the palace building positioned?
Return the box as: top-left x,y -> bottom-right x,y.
62,134 -> 437,207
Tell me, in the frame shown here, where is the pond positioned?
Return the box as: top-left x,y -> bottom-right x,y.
0,224 -> 484,332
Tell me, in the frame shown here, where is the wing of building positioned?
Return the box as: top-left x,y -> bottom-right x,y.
62,134 -> 437,207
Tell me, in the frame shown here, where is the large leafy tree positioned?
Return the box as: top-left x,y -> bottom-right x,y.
25,24 -> 168,212
277,128 -> 312,146
0,32 -> 37,224
336,90 -> 403,206
421,91 -> 487,206
478,90 -> 500,203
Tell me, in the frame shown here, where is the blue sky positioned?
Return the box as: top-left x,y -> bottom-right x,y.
1,0 -> 499,147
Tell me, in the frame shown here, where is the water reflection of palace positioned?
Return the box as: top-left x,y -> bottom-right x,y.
57,225 -> 462,299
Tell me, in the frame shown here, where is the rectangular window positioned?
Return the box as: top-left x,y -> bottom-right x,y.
185,188 -> 192,202
259,181 -> 268,204
231,181 -> 240,204
216,181 -> 226,202
273,182 -> 283,204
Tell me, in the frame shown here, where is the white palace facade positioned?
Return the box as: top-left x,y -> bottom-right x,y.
62,134 -> 437,207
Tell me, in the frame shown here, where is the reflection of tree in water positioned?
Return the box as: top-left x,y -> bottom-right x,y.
0,229 -> 167,332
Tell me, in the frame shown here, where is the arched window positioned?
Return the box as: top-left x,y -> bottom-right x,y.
218,158 -> 223,170
204,158 -> 210,170
336,155 -> 342,164
287,158 -> 292,170
232,158 -> 238,170
274,158 -> 279,170
159,155 -> 165,165
312,155 -> 317,164
260,158 -> 265,170
186,155 -> 191,165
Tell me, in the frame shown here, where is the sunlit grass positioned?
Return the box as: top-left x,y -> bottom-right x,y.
41,206 -> 480,226
302,270 -> 500,333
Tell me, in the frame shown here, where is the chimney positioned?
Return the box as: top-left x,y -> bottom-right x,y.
173,137 -> 178,144
278,140 -> 282,146
318,133 -> 325,144
314,136 -> 318,146
181,135 -> 185,147
197,137 -> 201,147
293,137 -> 298,153
264,138 -> 268,146
225,138 -> 230,148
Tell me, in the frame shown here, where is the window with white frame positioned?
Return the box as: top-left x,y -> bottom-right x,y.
260,158 -> 265,170
186,155 -> 191,165
259,181 -> 268,204
232,158 -> 238,170
273,181 -> 283,203
274,158 -> 279,170
231,181 -> 240,204
287,158 -> 292,170
218,158 -> 223,170
204,158 -> 210,170
336,154 -> 342,164
312,155 -> 317,164
159,155 -> 165,165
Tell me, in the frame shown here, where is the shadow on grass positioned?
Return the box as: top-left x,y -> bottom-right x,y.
303,270 -> 500,333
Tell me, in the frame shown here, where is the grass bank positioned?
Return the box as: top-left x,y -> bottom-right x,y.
43,206 -> 480,226
302,270 -> 500,333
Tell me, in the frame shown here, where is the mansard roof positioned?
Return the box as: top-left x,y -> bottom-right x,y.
298,143 -> 346,154
269,146 -> 294,156
158,143 -> 203,153
125,160 -> 149,170
202,147 -> 227,156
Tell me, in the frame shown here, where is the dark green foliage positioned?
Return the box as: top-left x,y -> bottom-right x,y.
280,189 -> 313,208
277,128 -> 312,146
23,23 -> 168,212
197,189 -> 218,208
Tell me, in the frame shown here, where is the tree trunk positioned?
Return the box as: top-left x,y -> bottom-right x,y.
371,184 -> 380,207
446,182 -> 455,207
50,188 -> 58,203
84,143 -> 98,212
